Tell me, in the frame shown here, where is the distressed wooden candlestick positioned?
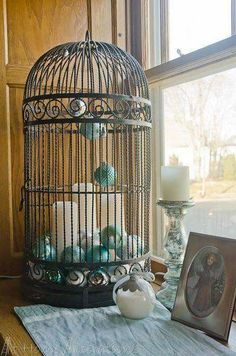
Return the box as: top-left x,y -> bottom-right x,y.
156,199 -> 195,310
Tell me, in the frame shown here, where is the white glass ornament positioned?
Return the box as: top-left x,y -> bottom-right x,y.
113,272 -> 156,319
78,229 -> 100,251
66,270 -> 87,287
69,99 -> 86,117
28,262 -> 44,281
108,264 -> 129,282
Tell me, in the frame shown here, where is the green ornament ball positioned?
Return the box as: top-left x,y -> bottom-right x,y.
61,246 -> 85,263
94,162 -> 116,187
45,269 -> 63,284
80,123 -> 106,140
101,225 -> 122,249
32,235 -> 56,261
87,245 -> 110,263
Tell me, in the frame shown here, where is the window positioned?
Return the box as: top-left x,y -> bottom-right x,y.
145,1 -> 236,257
148,0 -> 236,67
168,0 -> 232,60
163,68 -> 236,255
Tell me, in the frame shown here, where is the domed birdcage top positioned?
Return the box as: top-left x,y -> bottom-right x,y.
23,31 -> 151,124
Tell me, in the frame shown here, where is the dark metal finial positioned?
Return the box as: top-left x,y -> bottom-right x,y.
85,30 -> 91,42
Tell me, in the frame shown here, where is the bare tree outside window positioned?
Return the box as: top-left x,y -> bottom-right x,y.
163,67 -> 236,240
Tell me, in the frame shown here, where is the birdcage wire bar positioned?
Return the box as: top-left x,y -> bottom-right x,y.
22,31 -> 152,308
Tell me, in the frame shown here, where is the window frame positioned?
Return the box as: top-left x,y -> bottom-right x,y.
143,0 -> 236,259
150,52 -> 236,258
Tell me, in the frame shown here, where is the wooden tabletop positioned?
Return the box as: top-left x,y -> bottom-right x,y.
0,279 -> 236,355
0,279 -> 40,356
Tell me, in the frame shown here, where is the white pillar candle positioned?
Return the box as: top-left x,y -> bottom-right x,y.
161,166 -> 190,201
72,183 -> 97,234
100,193 -> 125,233
52,201 -> 78,256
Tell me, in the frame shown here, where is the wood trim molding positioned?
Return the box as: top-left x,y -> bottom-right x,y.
232,0 -> 236,35
111,0 -> 118,45
127,0 -> 149,68
160,0 -> 169,63
125,0 -> 131,53
6,64 -> 30,87
127,0 -> 142,62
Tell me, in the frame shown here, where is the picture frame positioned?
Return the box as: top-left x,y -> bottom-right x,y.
171,232 -> 236,341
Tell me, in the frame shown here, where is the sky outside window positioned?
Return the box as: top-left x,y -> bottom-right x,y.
168,0 -> 232,60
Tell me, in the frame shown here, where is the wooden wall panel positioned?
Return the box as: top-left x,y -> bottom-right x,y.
0,0 -> 128,274
6,0 -> 88,65
90,0 -> 112,42
116,0 -> 126,49
9,87 -> 24,253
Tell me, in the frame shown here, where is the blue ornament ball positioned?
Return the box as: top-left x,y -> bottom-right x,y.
94,162 -> 116,187
80,123 -> 106,140
61,246 -> 85,263
87,245 -> 110,263
101,225 -> 122,249
32,235 -> 56,261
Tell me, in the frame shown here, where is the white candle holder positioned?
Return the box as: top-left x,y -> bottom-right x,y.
156,198 -> 195,310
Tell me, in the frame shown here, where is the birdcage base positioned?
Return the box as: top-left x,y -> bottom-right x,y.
22,278 -> 115,308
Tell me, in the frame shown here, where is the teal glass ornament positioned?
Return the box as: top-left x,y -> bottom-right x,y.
80,123 -> 106,140
94,162 -> 116,187
87,245 -> 110,263
61,246 -> 85,263
45,269 -> 63,284
101,225 -> 122,249
32,235 -> 56,261
39,233 -> 51,244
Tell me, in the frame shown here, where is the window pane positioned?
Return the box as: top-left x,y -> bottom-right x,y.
163,67 -> 236,243
169,0 -> 231,60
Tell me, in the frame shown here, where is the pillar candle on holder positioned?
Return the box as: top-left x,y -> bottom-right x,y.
72,183 -> 97,234
52,201 -> 78,256
100,193 -> 125,234
161,166 -> 190,201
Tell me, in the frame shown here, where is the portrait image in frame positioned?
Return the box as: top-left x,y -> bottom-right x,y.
171,232 -> 236,341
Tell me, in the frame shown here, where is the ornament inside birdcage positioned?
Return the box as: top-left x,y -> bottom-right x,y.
22,31 -> 152,308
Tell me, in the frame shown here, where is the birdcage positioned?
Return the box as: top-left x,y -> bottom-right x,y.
22,31 -> 152,307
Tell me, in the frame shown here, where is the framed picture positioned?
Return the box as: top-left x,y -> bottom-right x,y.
171,232 -> 236,341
